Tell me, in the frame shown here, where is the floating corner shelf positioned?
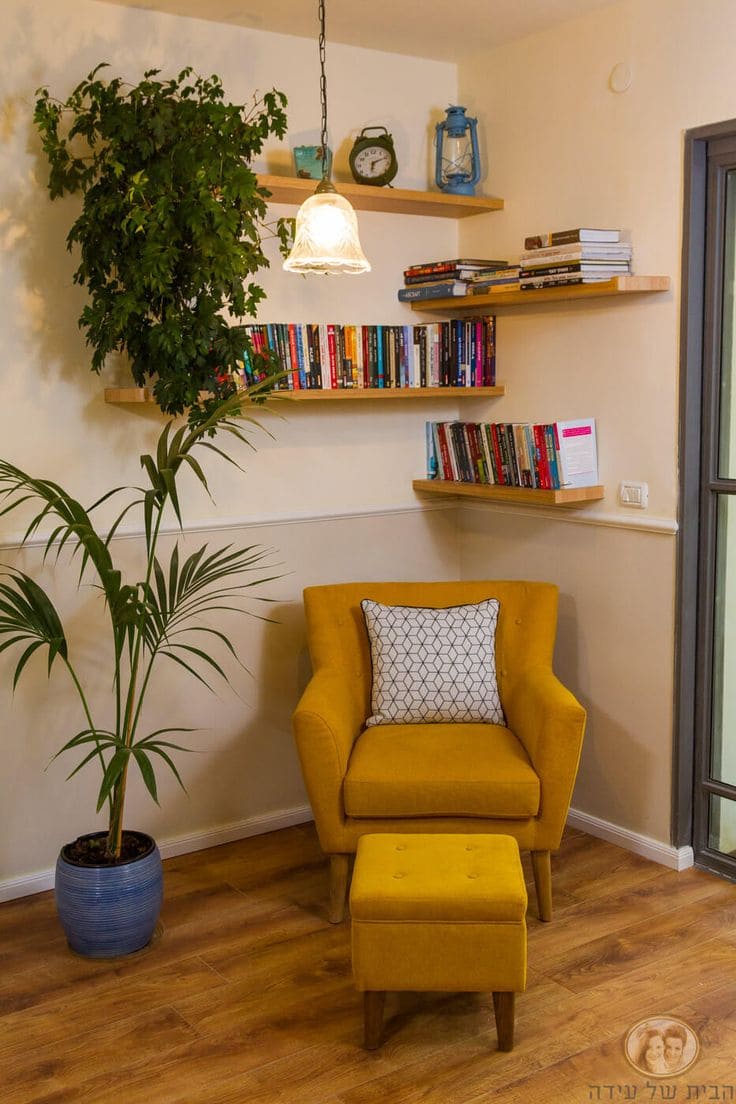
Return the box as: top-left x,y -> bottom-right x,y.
409,275 -> 671,313
257,173 -> 504,219
104,385 -> 506,406
412,479 -> 605,507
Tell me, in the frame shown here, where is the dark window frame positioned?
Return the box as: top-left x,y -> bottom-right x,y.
676,118 -> 736,878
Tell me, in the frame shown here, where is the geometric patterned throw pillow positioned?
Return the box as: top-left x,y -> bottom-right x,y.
361,598 -> 505,727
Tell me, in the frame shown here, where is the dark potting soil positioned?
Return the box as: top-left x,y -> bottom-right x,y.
63,831 -> 153,867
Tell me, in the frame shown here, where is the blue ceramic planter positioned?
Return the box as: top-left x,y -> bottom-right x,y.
55,831 -> 163,958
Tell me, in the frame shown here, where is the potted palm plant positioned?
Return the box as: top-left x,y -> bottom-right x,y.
33,64 -> 290,424
0,391 -> 279,956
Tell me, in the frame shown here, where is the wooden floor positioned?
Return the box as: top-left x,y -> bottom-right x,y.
2,824 -> 736,1104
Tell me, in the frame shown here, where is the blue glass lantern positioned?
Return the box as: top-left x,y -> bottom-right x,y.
435,105 -> 481,196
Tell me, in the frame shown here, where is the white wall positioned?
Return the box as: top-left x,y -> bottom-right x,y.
0,0 -> 464,891
456,0 -> 736,844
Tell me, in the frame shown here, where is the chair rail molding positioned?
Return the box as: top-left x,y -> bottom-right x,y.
459,500 -> 679,535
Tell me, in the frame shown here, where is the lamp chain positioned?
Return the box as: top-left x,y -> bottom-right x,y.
318,0 -> 329,179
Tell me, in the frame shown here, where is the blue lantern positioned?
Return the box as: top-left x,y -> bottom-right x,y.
435,105 -> 481,196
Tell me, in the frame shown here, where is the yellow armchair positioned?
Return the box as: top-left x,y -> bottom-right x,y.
292,581 -> 586,923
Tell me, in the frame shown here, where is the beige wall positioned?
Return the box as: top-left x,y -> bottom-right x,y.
0,0 -> 463,889
7,0 -> 736,891
455,0 -> 736,842
459,508 -> 677,839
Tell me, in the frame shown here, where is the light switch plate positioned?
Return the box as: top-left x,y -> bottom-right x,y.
619,480 -> 648,508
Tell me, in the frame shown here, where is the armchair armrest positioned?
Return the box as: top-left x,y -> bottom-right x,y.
292,668 -> 365,852
503,666 -> 587,847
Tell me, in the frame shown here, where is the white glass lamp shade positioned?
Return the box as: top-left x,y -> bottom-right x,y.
283,187 -> 371,275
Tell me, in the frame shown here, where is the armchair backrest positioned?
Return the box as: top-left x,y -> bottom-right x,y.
303,580 -> 559,719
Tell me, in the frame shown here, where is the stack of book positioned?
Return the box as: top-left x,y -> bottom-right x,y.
397,258 -> 510,302
469,265 -> 522,294
426,418 -> 598,489
239,318 -> 496,390
519,228 -> 632,290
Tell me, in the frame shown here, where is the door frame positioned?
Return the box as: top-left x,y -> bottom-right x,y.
675,118 -> 736,873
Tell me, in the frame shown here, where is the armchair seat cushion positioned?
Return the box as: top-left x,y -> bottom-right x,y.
344,723 -> 540,819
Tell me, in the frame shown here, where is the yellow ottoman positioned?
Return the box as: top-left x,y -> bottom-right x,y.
350,833 -> 527,1050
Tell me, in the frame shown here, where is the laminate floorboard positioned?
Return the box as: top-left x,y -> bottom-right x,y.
1,824 -> 734,1104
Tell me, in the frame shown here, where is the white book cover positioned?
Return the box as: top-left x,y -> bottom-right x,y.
318,323 -> 330,389
556,419 -> 598,487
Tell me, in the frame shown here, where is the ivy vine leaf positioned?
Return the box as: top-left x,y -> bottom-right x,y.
33,67 -> 288,424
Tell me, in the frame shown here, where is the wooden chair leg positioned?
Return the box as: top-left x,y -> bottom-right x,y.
328,853 -> 350,924
492,991 -> 515,1051
531,849 -> 552,922
364,991 -> 386,1050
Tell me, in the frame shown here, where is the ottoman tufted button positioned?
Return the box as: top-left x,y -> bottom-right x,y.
395,844 -> 406,851
393,872 -> 405,879
465,845 -> 475,851
467,872 -> 479,879
515,617 -> 522,625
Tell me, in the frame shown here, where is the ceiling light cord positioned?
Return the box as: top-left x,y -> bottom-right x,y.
319,0 -> 329,181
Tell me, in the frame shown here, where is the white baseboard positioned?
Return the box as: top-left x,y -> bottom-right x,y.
0,804 -> 314,903
156,804 -> 314,861
567,807 -> 694,871
0,803 -> 694,904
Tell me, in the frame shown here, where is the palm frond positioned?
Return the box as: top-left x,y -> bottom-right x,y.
139,542 -> 279,679
0,393 -> 281,855
0,569 -> 68,687
0,462 -> 131,640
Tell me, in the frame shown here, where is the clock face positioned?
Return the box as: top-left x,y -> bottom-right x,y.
352,145 -> 394,179
349,130 -> 398,186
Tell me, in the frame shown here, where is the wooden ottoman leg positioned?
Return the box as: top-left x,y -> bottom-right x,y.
329,854 -> 350,924
531,849 -> 552,922
364,991 -> 386,1050
492,991 -> 515,1051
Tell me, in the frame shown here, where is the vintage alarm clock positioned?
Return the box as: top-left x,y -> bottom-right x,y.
349,126 -> 398,187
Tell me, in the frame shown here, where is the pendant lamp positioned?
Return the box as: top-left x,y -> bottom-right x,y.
283,0 -> 370,275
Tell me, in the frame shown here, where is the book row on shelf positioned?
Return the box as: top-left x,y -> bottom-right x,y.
397,228 -> 633,301
426,418 -> 598,491
240,319 -> 496,391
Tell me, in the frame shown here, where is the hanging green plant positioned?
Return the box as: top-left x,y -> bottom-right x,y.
33,65 -> 290,425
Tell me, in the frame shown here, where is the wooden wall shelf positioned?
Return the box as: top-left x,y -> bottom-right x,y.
410,275 -> 670,313
257,174 -> 504,219
413,479 -> 605,506
104,386 -> 506,406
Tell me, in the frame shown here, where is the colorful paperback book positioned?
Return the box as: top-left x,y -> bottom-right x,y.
471,278 -> 521,292
398,281 -> 469,301
521,272 -> 622,288
524,229 -> 621,249
404,271 -> 485,286
520,261 -> 630,277
426,421 -> 439,479
470,265 -> 521,281
519,244 -> 632,264
404,258 -> 508,276
556,419 -> 598,486
551,228 -> 621,245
